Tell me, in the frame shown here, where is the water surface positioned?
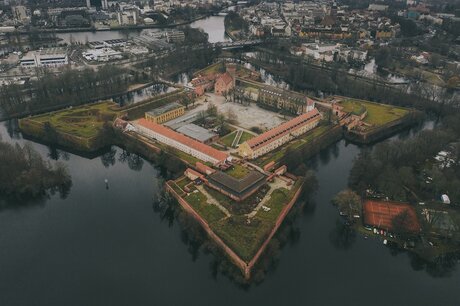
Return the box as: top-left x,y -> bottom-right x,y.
0,120 -> 459,306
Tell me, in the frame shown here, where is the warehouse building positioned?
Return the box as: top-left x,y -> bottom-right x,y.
20,48 -> 68,68
176,123 -> 218,144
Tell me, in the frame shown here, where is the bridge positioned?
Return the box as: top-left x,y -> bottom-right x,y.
213,39 -> 263,50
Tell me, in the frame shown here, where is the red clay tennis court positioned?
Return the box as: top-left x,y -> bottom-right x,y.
363,200 -> 421,233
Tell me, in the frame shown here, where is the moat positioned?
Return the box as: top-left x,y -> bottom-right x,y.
1,120 -> 459,306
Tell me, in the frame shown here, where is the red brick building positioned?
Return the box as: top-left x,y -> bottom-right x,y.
214,72 -> 234,96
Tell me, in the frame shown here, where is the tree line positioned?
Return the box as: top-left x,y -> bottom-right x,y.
0,65 -> 131,118
0,138 -> 72,201
348,113 -> 460,203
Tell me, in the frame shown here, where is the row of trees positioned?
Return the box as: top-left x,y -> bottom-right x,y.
0,65 -> 131,117
140,45 -> 220,79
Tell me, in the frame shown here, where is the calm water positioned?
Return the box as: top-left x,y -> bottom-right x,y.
0,120 -> 459,306
113,83 -> 176,106
56,15 -> 230,44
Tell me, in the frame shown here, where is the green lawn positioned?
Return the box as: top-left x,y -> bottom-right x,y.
340,99 -> 409,127
219,131 -> 237,147
31,102 -> 118,138
219,130 -> 253,148
225,164 -> 250,179
176,177 -> 192,191
239,131 -> 254,144
184,191 -> 226,223
178,178 -> 302,262
211,187 -> 292,261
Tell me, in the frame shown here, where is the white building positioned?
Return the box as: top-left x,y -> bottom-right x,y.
300,43 -> 341,62
441,194 -> 451,204
118,10 -> 138,25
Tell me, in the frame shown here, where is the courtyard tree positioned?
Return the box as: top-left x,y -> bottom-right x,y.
332,189 -> 362,223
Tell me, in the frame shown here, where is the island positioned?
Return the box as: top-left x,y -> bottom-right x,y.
18,61 -> 418,279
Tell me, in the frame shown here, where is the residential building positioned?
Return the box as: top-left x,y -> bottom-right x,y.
257,84 -> 315,114
214,72 -> 234,95
238,109 -> 322,159
134,119 -> 228,165
145,102 -> 185,124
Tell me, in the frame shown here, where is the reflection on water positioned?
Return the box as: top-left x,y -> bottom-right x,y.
189,16 -> 231,44
56,15 -> 230,45
1,119 -> 460,305
113,83 -> 176,106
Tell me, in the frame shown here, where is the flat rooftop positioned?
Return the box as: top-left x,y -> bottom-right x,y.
208,170 -> 266,197
176,123 -> 217,143
147,102 -> 183,117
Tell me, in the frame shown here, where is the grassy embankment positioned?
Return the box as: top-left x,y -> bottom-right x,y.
339,99 -> 409,129
338,98 -> 420,144
19,101 -> 120,151
18,90 -> 189,152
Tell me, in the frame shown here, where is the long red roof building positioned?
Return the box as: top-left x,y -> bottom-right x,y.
135,118 -> 228,165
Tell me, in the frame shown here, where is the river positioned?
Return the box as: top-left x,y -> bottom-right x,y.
56,15 -> 230,45
0,118 -> 459,306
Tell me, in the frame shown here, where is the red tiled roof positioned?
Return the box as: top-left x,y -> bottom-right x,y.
195,162 -> 216,175
363,200 -> 421,233
306,97 -> 316,106
217,72 -> 233,86
136,118 -> 228,163
246,108 -> 321,150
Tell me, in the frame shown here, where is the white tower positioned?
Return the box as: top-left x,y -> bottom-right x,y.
86,0 -> 91,9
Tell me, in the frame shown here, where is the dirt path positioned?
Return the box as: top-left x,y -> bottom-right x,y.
196,185 -> 231,218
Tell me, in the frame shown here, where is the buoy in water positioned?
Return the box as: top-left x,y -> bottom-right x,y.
383,239 -> 388,245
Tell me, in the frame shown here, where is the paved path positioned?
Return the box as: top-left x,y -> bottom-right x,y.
231,130 -> 243,148
246,177 -> 290,219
